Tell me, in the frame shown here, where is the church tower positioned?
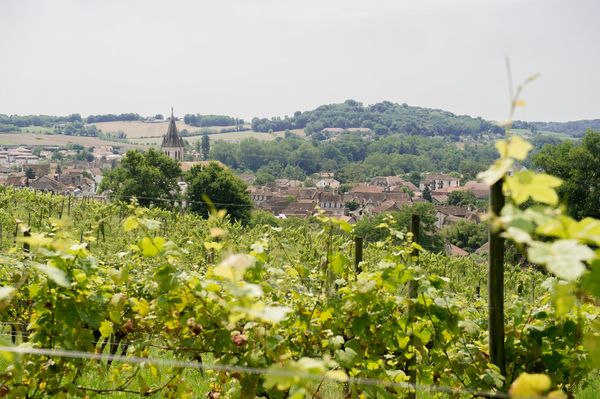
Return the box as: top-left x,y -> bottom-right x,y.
161,108 -> 184,162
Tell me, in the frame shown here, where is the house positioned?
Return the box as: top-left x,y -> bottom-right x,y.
445,243 -> 469,257
315,178 -> 340,190
475,242 -> 489,255
457,181 -> 489,199
315,192 -> 345,216
372,200 -> 406,214
419,174 -> 460,191
348,184 -> 383,194
29,175 -> 68,194
59,169 -> 85,186
435,205 -> 479,229
275,179 -> 303,189
23,164 -> 51,178
285,187 -> 317,200
5,174 -> 26,187
370,176 -> 419,193
431,194 -> 449,204
281,200 -> 318,217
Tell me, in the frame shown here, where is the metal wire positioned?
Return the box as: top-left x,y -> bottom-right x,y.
0,345 -> 510,398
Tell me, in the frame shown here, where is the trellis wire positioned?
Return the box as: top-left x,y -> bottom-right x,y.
0,345 -> 511,398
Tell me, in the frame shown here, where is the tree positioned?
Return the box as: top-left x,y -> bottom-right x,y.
447,190 -> 477,207
440,220 -> 487,252
25,168 -> 35,179
422,185 -> 432,202
186,162 -> 252,224
533,130 -> 600,219
98,149 -> 181,208
201,133 -> 210,160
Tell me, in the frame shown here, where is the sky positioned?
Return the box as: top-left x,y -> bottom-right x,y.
0,0 -> 598,122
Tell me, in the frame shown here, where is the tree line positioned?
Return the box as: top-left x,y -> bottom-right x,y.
183,114 -> 244,127
513,119 -> 600,137
209,133 -> 498,184
251,99 -> 504,137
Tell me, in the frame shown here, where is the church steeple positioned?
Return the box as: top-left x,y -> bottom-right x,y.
160,108 -> 184,161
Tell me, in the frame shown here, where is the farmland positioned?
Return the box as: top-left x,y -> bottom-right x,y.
0,132 -> 140,148
91,120 -> 210,138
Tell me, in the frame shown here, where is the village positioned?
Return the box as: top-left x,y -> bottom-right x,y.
0,136 -> 492,257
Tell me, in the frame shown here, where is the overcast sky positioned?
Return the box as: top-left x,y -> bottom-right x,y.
1,0 -> 598,122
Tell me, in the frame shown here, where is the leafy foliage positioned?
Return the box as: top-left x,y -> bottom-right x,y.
99,149 -> 182,208
251,99 -> 503,137
533,130 -> 600,218
186,162 -> 253,225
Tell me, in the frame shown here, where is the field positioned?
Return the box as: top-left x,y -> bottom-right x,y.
91,120 -> 215,138
510,128 -> 574,140
0,186 -> 598,398
127,128 -> 306,146
0,132 -> 140,148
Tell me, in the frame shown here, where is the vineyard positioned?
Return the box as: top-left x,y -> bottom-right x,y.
1,130 -> 600,398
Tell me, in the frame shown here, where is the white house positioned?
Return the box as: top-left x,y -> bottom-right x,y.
315,178 -> 340,189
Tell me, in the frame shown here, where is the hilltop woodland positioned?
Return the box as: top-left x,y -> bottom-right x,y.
2,123 -> 600,398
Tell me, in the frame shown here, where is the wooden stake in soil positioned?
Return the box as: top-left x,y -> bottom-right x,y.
354,236 -> 363,273
407,214 -> 420,399
488,180 -> 506,376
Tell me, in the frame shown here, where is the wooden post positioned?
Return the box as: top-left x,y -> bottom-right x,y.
67,195 -> 71,216
488,180 -> 506,377
354,236 -> 363,273
407,214 -> 420,399
23,229 -> 31,253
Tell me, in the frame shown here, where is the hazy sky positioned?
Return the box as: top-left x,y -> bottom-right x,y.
1,0 -> 598,122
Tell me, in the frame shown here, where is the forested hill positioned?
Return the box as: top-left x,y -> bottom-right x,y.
513,119 -> 600,137
251,99 -> 505,137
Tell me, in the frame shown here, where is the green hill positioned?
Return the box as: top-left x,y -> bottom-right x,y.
251,99 -> 505,138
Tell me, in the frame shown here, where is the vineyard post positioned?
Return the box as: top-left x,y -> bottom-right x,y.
23,228 -> 31,253
354,236 -> 363,273
488,179 -> 506,377
67,195 -> 71,216
407,213 -> 420,399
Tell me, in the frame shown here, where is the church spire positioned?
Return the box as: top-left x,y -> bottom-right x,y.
161,108 -> 184,161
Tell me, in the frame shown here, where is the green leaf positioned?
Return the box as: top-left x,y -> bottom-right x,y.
495,135 -> 533,160
34,263 -> 69,287
509,373 -> 551,398
528,240 -> 594,281
477,158 -> 513,186
331,252 -> 345,276
123,216 -> 139,232
139,237 -> 166,257
99,320 -> 113,337
505,171 -> 562,205
335,347 -> 358,368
